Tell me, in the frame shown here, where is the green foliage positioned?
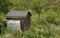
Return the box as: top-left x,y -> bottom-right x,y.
0,13 -> 7,34
0,0 -> 60,38
0,0 -> 13,14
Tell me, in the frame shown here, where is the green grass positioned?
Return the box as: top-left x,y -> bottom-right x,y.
0,11 -> 60,38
